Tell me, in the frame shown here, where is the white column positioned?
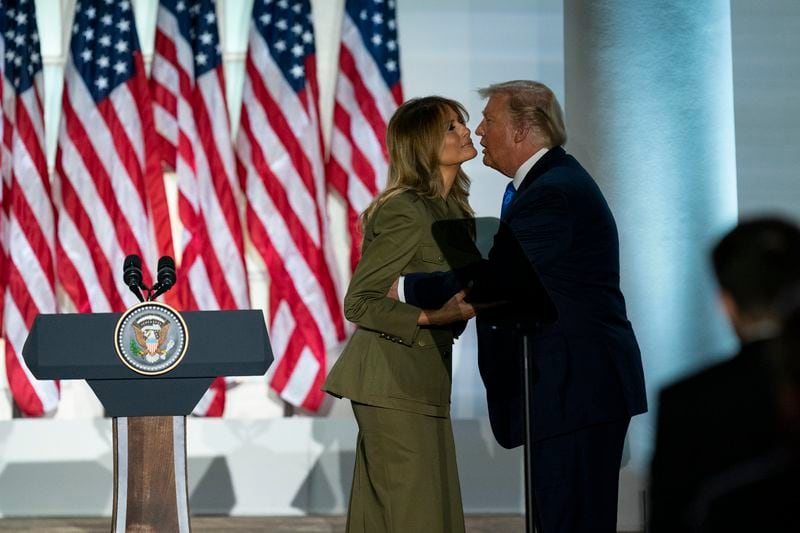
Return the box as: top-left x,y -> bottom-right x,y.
563,0 -> 738,508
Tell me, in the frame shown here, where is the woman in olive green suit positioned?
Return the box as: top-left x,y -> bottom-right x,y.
323,96 -> 479,533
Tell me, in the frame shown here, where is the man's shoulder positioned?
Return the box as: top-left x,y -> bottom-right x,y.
521,149 -> 590,192
538,154 -> 591,184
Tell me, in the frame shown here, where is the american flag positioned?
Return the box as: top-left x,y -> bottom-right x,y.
327,0 -> 402,270
151,0 -> 249,417
236,0 -> 345,411
1,0 -> 59,416
55,0 -> 173,313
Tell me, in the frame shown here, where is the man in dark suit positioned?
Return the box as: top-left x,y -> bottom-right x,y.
399,80 -> 647,532
649,218 -> 800,533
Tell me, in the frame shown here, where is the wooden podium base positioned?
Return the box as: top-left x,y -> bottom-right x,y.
112,416 -> 191,532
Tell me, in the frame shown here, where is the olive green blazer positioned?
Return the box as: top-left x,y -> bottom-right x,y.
323,191 -> 471,417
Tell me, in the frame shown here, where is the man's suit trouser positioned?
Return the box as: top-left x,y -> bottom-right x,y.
534,418 -> 630,533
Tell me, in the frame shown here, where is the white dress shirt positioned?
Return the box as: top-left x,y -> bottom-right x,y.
511,146 -> 549,191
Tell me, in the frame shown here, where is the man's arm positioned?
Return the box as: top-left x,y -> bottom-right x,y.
402,271 -> 463,308
345,197 -> 476,343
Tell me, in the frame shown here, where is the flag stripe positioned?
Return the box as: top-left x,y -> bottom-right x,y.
244,198 -> 327,411
239,129 -> 338,342
6,181 -> 54,306
244,54 -> 319,228
4,296 -> 57,416
151,0 -> 250,416
239,68 -> 342,331
237,0 -> 345,411
55,0 -> 173,319
2,0 -> 59,416
327,0 -> 402,269
56,154 -> 127,310
61,79 -> 150,262
337,45 -> 392,149
339,13 -> 400,123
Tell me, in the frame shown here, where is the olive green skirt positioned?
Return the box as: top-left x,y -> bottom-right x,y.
346,402 -> 465,533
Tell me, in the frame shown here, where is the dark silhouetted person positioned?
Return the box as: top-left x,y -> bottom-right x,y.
650,217 -> 800,533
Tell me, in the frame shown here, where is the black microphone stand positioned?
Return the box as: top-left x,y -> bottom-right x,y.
431,217 -> 557,533
519,323 -> 539,533
122,255 -> 176,303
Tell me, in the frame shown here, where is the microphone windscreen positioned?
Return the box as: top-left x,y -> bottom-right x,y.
157,256 -> 177,288
157,255 -> 175,271
122,254 -> 145,302
123,254 -> 142,270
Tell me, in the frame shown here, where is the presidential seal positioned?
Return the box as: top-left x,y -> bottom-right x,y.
114,301 -> 188,376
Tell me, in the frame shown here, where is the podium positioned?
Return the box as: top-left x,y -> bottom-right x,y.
23,307 -> 273,532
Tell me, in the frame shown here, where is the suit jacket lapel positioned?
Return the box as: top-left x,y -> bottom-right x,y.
501,146 -> 566,220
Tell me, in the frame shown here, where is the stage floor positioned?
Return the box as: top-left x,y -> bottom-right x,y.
0,515 -> 527,532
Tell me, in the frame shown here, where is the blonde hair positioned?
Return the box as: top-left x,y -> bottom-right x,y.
362,96 -> 474,226
478,80 -> 567,147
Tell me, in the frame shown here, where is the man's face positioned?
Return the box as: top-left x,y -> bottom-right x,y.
475,95 -> 517,177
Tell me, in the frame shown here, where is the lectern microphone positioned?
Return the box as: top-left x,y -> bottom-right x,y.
122,255 -> 146,303
149,256 -> 177,301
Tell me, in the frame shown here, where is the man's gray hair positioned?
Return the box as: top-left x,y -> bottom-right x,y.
478,80 -> 567,147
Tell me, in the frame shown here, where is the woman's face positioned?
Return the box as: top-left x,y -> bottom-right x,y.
438,107 -> 477,171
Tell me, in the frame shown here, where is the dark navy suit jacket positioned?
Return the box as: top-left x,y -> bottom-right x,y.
406,146 -> 647,448
649,339 -> 799,533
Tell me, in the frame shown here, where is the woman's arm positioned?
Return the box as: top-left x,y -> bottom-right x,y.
344,196 -> 475,344
344,196 -> 426,345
